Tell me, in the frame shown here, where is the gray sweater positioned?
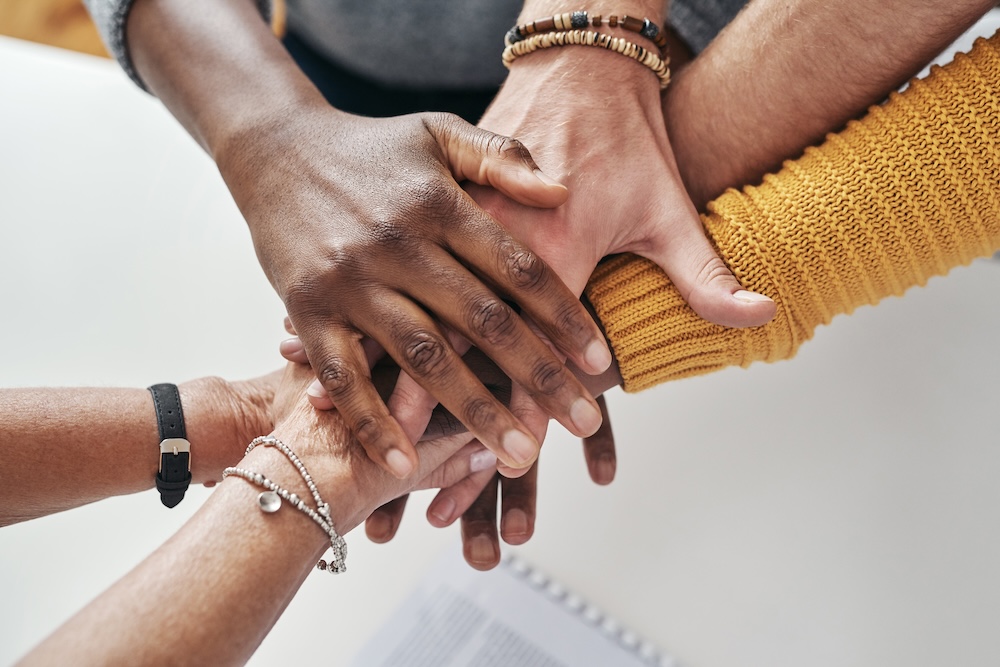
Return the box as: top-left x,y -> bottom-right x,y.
84,0 -> 747,91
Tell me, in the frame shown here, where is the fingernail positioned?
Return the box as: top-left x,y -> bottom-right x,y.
367,511 -> 393,542
470,535 -> 497,565
306,380 -> 326,399
280,337 -> 303,354
584,339 -> 613,373
469,449 -> 498,473
496,463 -> 520,478
502,508 -> 529,539
385,448 -> 414,478
594,453 -> 616,485
429,497 -> 457,524
533,168 -> 565,188
501,430 -> 537,466
571,398 -> 603,436
733,289 -> 773,304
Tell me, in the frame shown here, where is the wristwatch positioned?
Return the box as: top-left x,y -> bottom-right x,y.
148,383 -> 192,508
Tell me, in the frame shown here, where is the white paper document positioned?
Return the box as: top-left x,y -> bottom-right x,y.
349,547 -> 677,667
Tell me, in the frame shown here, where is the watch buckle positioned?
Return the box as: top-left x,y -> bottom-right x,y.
159,438 -> 191,472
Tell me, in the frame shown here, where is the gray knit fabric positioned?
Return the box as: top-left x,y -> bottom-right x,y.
288,0 -> 520,89
82,0 -> 271,90
670,0 -> 748,54
84,0 -> 747,91
82,0 -> 135,83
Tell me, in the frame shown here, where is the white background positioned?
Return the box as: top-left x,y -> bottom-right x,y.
1,13 -> 999,667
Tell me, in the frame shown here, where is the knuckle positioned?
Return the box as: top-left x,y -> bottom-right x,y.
353,413 -> 384,447
367,181 -> 459,247
317,243 -> 354,276
282,277 -> 325,315
319,357 -> 355,396
420,111 -> 461,136
489,135 -> 533,164
281,248 -> 353,311
529,359 -> 567,397
461,396 -> 499,433
400,330 -> 450,378
368,213 -> 407,249
551,300 -> 589,341
683,257 -> 738,311
463,518 -> 496,534
412,179 -> 460,215
468,297 -> 518,345
393,179 -> 460,227
502,243 -> 546,290
431,457 -> 465,488
695,256 -> 736,288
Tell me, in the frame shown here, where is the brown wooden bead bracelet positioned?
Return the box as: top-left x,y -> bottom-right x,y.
505,10 -> 669,57
502,29 -> 671,89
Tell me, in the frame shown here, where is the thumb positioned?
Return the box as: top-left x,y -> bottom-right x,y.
642,211 -> 776,328
426,114 -> 568,208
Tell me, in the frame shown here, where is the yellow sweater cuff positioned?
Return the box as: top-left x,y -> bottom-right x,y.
587,33 -> 1000,393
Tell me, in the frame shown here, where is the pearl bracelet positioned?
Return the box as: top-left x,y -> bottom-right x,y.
223,435 -> 347,574
502,29 -> 671,89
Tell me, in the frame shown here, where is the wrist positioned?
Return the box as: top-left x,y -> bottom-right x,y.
127,0 -> 330,158
266,403 -> 369,535
211,90 -> 335,178
494,46 -> 666,147
178,376 -> 274,485
503,35 -> 664,106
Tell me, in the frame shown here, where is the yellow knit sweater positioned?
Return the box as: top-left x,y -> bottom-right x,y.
586,33 -> 1000,392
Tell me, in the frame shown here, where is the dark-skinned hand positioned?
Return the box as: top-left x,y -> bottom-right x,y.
227,109 -> 613,480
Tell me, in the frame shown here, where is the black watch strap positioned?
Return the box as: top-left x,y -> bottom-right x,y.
148,383 -> 192,508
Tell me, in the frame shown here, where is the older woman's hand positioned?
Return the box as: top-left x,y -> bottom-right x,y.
15,361 -> 496,666
263,362 -> 497,534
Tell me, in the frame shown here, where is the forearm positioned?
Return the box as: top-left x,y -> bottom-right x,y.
0,377 -> 269,525
18,402 -> 356,666
588,32 -> 1000,391
18,465 -> 326,666
667,0 -> 997,207
126,0 -> 328,157
17,377 -> 475,666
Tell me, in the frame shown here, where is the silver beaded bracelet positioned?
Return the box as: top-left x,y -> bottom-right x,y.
223,435 -> 347,574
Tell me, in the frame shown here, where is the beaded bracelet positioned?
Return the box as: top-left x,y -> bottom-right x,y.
505,10 -> 669,57
502,29 -> 671,89
223,435 -> 347,574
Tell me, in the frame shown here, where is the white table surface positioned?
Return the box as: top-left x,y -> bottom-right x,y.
2,15 -> 1000,667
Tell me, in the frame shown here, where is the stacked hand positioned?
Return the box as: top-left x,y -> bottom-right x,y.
269,35 -> 778,570
354,45 -> 778,568
173,364 -> 500,503
260,362 -> 508,534
223,107 -> 616,480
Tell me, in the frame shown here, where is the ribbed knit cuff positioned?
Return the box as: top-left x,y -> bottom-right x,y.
587,32 -> 1000,393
